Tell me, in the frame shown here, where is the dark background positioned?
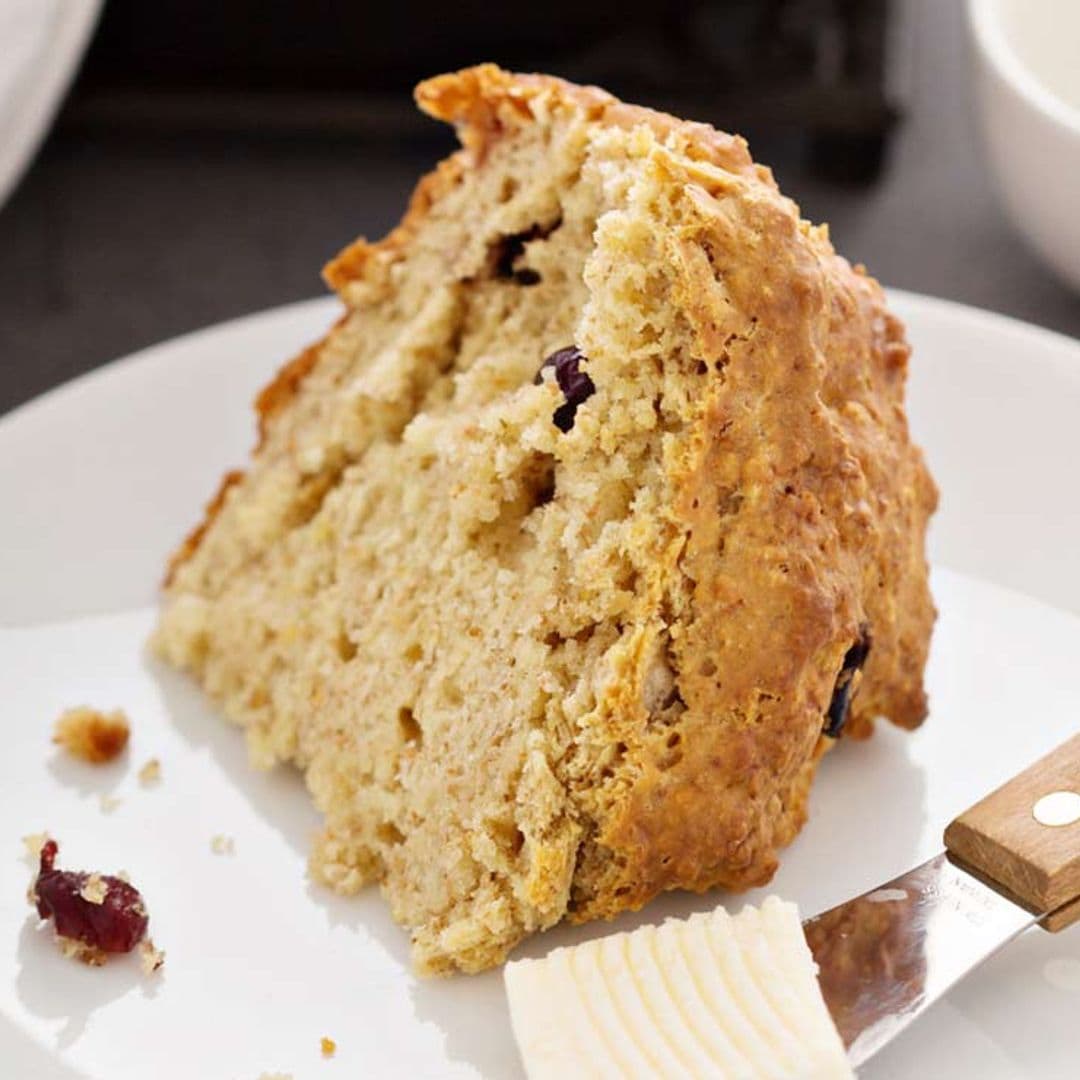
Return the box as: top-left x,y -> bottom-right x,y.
1,0 -> 1078,416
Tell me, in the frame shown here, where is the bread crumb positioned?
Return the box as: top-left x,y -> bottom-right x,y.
320,1036 -> 337,1058
138,937 -> 165,974
80,873 -> 108,905
210,835 -> 235,856
53,707 -> 130,764
257,1074 -> 293,1080
57,934 -> 107,966
138,757 -> 162,785
99,794 -> 122,814
22,832 -> 51,861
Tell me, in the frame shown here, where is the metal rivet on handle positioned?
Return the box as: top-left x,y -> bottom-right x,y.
1033,790 -> 1080,827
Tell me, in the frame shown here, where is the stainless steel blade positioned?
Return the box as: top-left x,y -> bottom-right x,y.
803,852 -> 1040,1068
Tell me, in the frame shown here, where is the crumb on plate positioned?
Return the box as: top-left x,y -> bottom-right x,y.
53,707 -> 130,763
321,1036 -> 337,1058
138,937 -> 166,974
99,793 -> 122,814
22,832 -> 51,861
138,757 -> 162,785
210,834 -> 235,856
57,934 -> 107,966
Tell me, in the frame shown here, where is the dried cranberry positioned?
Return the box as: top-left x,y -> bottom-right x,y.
534,346 -> 596,432
32,840 -> 148,954
823,627 -> 872,738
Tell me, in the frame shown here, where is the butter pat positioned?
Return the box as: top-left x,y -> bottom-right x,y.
504,897 -> 852,1079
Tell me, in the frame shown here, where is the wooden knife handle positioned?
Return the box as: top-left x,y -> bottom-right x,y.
944,733 -> 1080,931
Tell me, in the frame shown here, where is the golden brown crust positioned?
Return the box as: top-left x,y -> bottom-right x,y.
163,468 -> 245,587
253,337 -> 327,446
414,63 -> 759,178
415,64 -> 611,152
322,66 -> 603,294
323,155 -> 469,293
325,63 -> 761,301
165,325 -> 343,584
565,129 -> 936,918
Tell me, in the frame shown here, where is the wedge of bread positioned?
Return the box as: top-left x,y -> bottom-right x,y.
155,65 -> 936,974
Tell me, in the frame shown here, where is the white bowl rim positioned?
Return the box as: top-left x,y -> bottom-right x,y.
968,0 -> 1080,138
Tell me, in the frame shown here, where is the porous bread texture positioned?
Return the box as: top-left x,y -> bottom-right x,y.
154,65 -> 937,974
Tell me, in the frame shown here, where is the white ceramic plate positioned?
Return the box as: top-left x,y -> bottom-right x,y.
1,291 -> 1080,1079
0,0 -> 103,210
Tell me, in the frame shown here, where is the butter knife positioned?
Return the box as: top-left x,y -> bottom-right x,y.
803,732 -> 1080,1068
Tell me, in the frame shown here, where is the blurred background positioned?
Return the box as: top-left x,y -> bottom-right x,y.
1,0 -> 1078,415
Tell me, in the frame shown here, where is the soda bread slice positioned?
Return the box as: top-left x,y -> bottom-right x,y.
154,65 -> 936,974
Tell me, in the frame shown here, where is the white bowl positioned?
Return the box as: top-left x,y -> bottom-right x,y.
969,0 -> 1080,291
0,0 -> 103,210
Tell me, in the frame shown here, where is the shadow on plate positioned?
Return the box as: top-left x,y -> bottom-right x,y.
772,721 -> 930,913
147,650 -> 460,1029
302,874 -> 411,969
144,653 -> 320,859
14,919 -> 161,1051
0,1012 -> 85,1080
46,751 -> 127,803
410,967 -> 518,1080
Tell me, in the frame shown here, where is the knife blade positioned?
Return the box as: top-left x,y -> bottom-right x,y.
803,731 -> 1080,1069
803,852 -> 1040,1067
